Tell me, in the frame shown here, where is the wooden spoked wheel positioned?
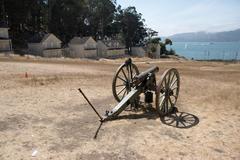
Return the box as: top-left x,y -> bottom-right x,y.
156,68 -> 180,116
112,63 -> 139,102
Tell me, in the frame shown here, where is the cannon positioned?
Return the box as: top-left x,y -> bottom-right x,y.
79,58 -> 180,122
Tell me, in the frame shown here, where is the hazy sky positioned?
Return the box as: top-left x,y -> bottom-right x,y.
117,0 -> 240,36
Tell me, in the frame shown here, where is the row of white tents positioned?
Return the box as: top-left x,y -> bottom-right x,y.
0,24 -> 130,58
27,33 -> 128,58
0,25 -> 149,58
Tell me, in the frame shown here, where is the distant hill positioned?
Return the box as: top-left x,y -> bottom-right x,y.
168,29 -> 240,42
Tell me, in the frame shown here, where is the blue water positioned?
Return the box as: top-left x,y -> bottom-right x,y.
168,42 -> 240,60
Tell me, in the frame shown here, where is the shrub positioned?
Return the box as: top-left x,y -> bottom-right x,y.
150,45 -> 157,53
167,49 -> 176,55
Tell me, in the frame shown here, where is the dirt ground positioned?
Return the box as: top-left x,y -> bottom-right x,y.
0,55 -> 240,160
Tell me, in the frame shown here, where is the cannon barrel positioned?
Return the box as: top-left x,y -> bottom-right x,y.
134,66 -> 159,82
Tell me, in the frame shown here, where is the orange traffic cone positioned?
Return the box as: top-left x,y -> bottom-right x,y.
25,72 -> 28,78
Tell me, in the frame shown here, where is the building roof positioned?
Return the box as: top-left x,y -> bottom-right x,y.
28,33 -> 61,43
41,34 -> 51,43
69,36 -> 92,45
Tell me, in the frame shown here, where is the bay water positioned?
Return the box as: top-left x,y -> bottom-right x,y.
168,42 -> 240,60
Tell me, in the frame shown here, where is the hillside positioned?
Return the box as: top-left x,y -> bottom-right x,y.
169,29 -> 240,42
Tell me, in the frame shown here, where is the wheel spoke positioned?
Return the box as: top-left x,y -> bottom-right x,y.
159,93 -> 165,98
169,97 -> 174,107
176,120 -> 179,127
180,121 -> 186,127
184,116 -> 195,120
160,97 -> 166,112
166,119 -> 175,125
163,99 -> 166,113
165,98 -> 168,113
185,119 -> 195,122
117,86 -> 126,95
171,95 -> 177,99
121,90 -> 127,100
179,112 -> 183,117
121,68 -> 128,81
132,73 -> 137,78
182,114 -> 189,118
171,86 -> 178,90
170,78 -> 177,88
164,117 -> 173,121
168,98 -> 172,111
185,120 -> 194,124
167,72 -> 171,86
170,73 -> 175,85
164,76 -> 168,87
160,96 -> 165,106
116,84 -> 125,87
117,76 -> 127,83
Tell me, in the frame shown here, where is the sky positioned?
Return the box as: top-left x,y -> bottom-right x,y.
117,0 -> 240,36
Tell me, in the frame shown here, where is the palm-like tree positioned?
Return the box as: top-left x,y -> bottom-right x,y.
164,38 -> 172,45
160,38 -> 173,55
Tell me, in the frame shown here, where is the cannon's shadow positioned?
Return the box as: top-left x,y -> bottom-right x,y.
113,106 -> 199,129
93,106 -> 199,138
160,107 -> 199,129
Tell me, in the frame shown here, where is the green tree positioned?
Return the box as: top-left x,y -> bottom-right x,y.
164,38 -> 172,45
146,28 -> 158,38
3,0 -> 48,47
49,0 -> 86,43
149,37 -> 161,44
2,0 -> 153,50
86,0 -> 117,39
49,0 -> 117,42
160,38 -> 173,55
116,6 -> 147,54
147,37 -> 160,57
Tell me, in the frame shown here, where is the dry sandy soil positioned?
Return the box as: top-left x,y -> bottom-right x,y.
0,55 -> 240,160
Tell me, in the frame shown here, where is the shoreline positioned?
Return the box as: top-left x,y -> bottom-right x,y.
0,52 -> 239,64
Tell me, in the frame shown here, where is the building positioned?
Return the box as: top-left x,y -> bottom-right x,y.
28,33 -> 62,57
147,43 -> 161,58
0,21 -> 12,52
68,36 -> 97,58
131,47 -> 146,57
97,39 -> 125,58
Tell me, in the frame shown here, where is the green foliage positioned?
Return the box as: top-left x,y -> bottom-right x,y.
149,37 -> 161,44
3,0 -> 49,47
159,42 -> 166,55
49,0 -> 87,43
168,49 -> 176,55
150,45 -> 157,53
147,38 -> 173,56
115,6 -> 148,54
165,38 -> 172,45
2,0 -> 150,49
146,28 -> 158,38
